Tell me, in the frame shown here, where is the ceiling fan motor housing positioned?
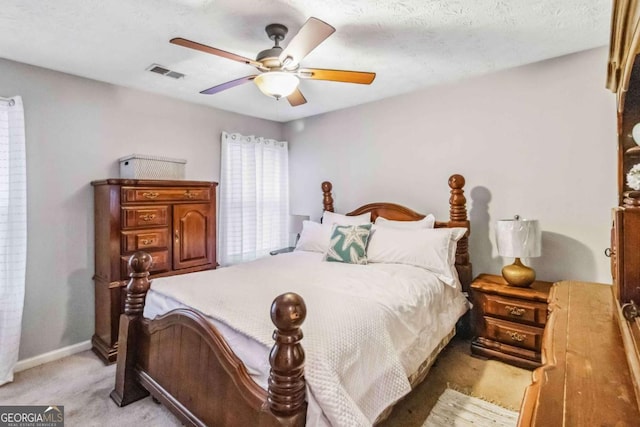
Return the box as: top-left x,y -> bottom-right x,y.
257,23 -> 288,68
256,47 -> 283,68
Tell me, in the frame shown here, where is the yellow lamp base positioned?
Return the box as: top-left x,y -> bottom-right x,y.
502,258 -> 536,287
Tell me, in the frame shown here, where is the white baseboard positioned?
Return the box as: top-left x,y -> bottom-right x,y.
15,340 -> 92,373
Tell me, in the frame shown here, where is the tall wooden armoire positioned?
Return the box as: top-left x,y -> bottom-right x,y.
91,179 -> 218,363
607,0 -> 640,410
608,2 -> 640,308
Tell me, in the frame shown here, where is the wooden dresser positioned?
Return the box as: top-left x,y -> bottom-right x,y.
471,274 -> 552,370
518,281 -> 640,426
91,179 -> 218,363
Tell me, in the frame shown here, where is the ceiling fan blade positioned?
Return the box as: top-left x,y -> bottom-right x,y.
171,38 -> 264,69
200,75 -> 257,95
298,68 -> 376,84
278,17 -> 335,68
287,88 -> 307,107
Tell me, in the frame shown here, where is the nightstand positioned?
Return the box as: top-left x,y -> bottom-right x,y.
470,273 -> 553,370
269,247 -> 295,255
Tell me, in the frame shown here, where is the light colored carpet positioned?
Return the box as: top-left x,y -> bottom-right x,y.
378,337 -> 531,426
0,351 -> 181,427
0,337 -> 531,426
422,388 -> 518,427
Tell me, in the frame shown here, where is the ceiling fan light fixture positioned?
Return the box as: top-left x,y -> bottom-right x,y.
254,72 -> 299,100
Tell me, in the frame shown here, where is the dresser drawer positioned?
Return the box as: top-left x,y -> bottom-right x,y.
121,206 -> 168,228
121,187 -> 211,203
121,250 -> 170,277
476,292 -> 548,326
483,317 -> 543,351
121,228 -> 169,252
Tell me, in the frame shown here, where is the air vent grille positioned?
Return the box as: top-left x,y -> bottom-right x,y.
166,70 -> 185,79
146,64 -> 185,79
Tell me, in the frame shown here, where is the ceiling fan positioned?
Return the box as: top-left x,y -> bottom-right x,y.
170,17 -> 376,107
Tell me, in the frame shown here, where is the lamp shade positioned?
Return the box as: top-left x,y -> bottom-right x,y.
496,218 -> 541,258
254,72 -> 299,100
289,214 -> 309,235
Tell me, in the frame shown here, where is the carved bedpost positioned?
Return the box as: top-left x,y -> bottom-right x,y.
448,174 -> 473,337
268,293 -> 307,426
110,251 -> 152,407
448,174 -> 472,292
322,181 -> 334,212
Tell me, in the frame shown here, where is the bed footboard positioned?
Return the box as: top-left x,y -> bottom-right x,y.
111,252 -> 307,427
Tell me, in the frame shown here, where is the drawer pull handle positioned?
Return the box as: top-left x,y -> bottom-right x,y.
142,192 -> 159,199
140,214 -> 156,222
140,239 -> 154,245
507,331 -> 526,342
604,247 -> 613,257
184,191 -> 198,199
175,229 -> 179,243
505,305 -> 526,316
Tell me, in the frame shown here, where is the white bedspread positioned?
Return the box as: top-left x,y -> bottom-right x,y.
145,251 -> 468,427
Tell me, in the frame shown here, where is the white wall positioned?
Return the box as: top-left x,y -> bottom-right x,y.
0,58 -> 282,360
0,45 -> 618,361
284,47 -> 617,284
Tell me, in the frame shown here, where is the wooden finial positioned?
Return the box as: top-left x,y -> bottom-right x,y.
322,181 -> 334,212
448,174 -> 468,223
124,251 -> 152,316
268,293 -> 307,418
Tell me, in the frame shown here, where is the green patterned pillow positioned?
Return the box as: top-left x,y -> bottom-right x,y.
325,224 -> 372,265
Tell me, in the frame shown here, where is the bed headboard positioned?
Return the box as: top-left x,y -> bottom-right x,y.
320,174 -> 472,295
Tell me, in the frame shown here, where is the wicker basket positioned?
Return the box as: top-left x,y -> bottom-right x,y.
119,154 -> 186,180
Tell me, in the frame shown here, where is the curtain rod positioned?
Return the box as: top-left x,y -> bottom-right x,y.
0,96 -> 15,106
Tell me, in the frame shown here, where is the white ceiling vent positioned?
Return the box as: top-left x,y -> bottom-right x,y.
146,64 -> 184,79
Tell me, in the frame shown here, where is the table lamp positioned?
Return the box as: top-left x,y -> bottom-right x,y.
496,215 -> 541,287
289,214 -> 309,246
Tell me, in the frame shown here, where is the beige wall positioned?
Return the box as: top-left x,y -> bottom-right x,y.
0,58 -> 282,360
285,47 -> 617,285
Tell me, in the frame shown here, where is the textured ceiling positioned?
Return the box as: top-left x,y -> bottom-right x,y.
0,0 -> 610,122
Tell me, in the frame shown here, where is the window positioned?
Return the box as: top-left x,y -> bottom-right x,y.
219,132 -> 289,265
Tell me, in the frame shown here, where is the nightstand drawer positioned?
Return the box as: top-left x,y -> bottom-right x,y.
483,317 -> 543,351
477,293 -> 548,326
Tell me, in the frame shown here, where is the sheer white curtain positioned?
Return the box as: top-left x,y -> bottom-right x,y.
219,132 -> 289,265
0,96 -> 27,386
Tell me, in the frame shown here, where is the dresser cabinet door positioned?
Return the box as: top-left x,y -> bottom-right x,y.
173,203 -> 214,270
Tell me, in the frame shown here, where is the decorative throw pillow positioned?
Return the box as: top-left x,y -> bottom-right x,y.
325,224 -> 373,265
322,210 -> 372,226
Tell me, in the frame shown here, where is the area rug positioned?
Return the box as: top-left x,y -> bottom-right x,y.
422,388 -> 518,427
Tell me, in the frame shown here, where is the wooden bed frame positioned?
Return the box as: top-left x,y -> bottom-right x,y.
111,174 -> 471,426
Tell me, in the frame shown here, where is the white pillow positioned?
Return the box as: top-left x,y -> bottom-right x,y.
322,210 -> 372,226
367,226 -> 467,287
375,214 -> 435,229
294,220 -> 333,253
